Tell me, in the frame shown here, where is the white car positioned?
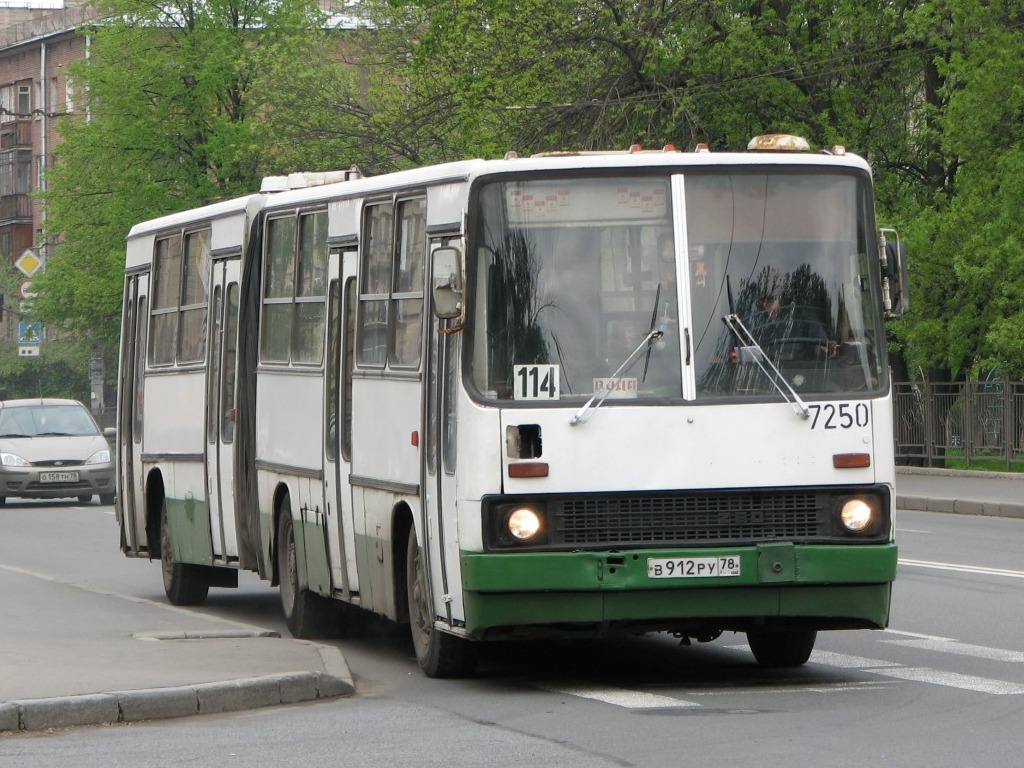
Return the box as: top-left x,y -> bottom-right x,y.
0,398 -> 116,505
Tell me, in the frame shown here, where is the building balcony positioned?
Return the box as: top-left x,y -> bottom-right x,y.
0,193 -> 32,225
0,118 -> 32,150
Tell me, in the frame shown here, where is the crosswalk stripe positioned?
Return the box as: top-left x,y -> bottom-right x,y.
808,650 -> 900,669
899,558 -> 1024,580
534,683 -> 700,709
870,667 -> 1024,695
736,645 -> 1024,696
881,636 -> 1024,663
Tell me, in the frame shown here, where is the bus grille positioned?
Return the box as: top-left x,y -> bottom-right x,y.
550,492 -> 826,547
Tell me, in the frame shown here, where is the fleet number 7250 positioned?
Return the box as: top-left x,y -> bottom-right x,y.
807,403 -> 870,429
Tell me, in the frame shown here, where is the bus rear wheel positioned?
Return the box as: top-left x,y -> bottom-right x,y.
746,628 -> 817,667
405,528 -> 477,678
277,500 -> 331,639
160,499 -> 210,606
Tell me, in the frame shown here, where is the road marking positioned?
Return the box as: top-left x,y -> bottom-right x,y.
899,558 -> 1024,580
535,682 -> 700,709
882,630 -> 1024,663
809,650 -> 900,669
735,645 -> 1024,696
870,667 -> 1024,695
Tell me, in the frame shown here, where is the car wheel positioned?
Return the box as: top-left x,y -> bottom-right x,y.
78,494 -> 93,503
99,493 -> 116,505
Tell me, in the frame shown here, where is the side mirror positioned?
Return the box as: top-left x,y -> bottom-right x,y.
431,246 -> 464,320
879,229 -> 909,318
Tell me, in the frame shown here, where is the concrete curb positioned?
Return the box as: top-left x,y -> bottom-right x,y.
896,494 -> 1024,519
896,466 -> 1024,519
0,642 -> 355,733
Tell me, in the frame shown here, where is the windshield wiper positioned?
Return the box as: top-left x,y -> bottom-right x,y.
570,327 -> 664,426
722,313 -> 809,419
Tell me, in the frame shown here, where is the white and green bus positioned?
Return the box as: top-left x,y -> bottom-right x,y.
116,135 -> 908,677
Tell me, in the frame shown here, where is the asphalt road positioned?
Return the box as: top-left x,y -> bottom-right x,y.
3,492 -> 1024,766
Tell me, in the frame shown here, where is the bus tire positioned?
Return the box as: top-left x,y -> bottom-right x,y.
405,528 -> 478,678
160,499 -> 210,606
746,628 -> 817,667
277,502 -> 331,639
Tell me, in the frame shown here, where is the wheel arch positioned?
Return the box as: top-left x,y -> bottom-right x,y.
269,480 -> 295,588
392,501 -> 415,625
144,468 -> 166,557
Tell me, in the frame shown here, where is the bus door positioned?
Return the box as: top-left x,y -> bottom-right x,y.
205,258 -> 241,561
422,242 -> 464,627
117,273 -> 149,554
323,250 -> 359,598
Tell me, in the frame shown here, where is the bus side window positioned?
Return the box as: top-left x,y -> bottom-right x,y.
357,203 -> 393,367
391,198 -> 425,368
326,278 -> 340,461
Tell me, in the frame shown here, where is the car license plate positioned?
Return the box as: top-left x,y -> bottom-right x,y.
647,556 -> 741,579
39,471 -> 80,483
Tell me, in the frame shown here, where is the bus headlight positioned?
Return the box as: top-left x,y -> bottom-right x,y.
507,506 -> 543,542
840,497 -> 879,533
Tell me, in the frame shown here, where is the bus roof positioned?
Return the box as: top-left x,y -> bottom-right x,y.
128,139 -> 873,234
126,193 -> 267,241
259,146 -> 871,212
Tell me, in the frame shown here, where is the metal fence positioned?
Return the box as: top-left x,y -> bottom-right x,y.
893,380 -> 1024,470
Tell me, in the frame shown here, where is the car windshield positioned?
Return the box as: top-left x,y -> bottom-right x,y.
0,404 -> 99,437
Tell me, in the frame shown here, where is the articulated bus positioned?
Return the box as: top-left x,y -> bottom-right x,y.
116,135 -> 908,677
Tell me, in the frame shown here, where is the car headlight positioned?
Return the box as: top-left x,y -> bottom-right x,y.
0,452 -> 29,467
86,449 -> 112,465
839,496 -> 880,534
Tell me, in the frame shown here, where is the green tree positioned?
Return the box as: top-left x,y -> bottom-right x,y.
34,0 -> 348,356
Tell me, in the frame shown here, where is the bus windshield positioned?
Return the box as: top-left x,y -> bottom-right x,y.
469,171 -> 886,404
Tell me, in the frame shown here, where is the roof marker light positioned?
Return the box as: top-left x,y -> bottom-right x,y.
747,134 -> 811,152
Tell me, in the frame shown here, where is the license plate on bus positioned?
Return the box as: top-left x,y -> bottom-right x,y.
647,556 -> 741,579
39,471 -> 79,484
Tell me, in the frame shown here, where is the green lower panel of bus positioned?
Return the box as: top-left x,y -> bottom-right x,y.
459,543 -> 897,636
164,494 -> 212,566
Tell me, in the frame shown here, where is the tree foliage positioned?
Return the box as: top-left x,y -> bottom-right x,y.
34,0 -> 348,352
32,0 -> 1024,382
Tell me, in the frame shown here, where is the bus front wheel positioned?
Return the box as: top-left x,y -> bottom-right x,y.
405,528 -> 478,678
746,628 -> 817,667
160,499 -> 210,606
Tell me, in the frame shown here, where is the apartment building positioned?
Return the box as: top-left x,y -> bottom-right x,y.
0,0 -> 95,336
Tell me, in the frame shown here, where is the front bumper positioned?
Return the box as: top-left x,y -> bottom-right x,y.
1,464 -> 116,501
460,542 -> 897,637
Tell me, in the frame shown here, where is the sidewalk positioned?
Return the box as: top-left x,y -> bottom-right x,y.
0,563 -> 353,733
896,466 -> 1024,519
